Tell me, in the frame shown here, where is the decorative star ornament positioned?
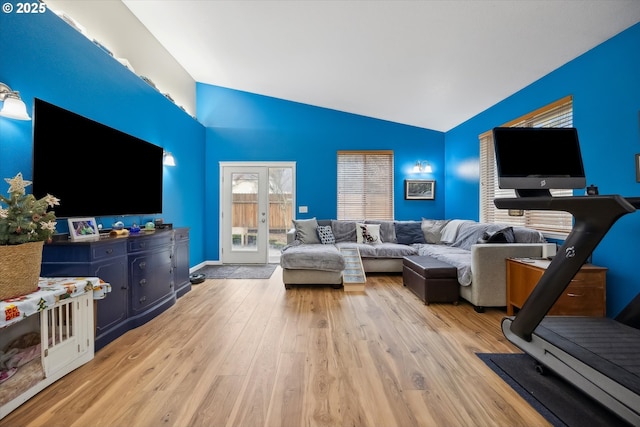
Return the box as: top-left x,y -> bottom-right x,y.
5,173 -> 32,195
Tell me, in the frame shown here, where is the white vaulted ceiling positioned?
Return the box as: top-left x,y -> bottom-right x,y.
52,1 -> 640,131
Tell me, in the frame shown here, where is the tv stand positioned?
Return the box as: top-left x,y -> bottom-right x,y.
494,195 -> 640,425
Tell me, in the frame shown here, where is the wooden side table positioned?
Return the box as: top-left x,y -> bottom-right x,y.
506,258 -> 606,316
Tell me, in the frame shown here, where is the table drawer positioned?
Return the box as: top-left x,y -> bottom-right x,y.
550,285 -> 606,316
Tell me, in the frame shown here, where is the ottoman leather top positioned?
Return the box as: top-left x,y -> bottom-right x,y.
403,255 -> 456,278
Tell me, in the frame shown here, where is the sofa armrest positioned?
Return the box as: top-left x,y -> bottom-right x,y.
468,243 -> 557,307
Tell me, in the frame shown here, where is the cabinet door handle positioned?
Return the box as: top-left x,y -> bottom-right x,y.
139,262 -> 146,269
106,248 -> 113,254
567,293 -> 584,297
139,296 -> 146,303
139,279 -> 147,286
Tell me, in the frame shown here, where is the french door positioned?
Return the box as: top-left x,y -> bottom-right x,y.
220,162 -> 295,264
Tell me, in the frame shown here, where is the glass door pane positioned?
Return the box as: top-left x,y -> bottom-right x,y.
268,167 -> 293,263
232,172 -> 259,251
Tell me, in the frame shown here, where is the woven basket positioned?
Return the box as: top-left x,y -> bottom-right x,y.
0,241 -> 44,301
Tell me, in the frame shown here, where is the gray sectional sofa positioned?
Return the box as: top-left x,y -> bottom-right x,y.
280,218 -> 557,310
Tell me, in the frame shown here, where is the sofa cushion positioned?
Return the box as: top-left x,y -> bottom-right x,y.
336,242 -> 417,258
364,220 -> 397,243
317,225 -> 336,244
293,218 -> 321,244
356,223 -> 381,244
478,226 -> 515,244
331,220 -> 358,243
421,218 -> 451,244
395,221 -> 426,245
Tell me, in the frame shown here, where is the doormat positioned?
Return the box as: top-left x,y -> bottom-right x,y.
477,353 -> 630,427
194,264 -> 278,279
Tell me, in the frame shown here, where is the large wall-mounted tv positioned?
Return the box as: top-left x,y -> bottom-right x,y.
32,98 -> 163,218
492,127 -> 586,195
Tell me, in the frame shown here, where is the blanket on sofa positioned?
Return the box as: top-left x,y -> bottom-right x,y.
419,221 -> 546,286
280,241 -> 346,272
415,244 -> 474,285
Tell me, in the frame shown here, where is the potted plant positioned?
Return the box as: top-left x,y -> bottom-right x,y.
0,172 -> 59,300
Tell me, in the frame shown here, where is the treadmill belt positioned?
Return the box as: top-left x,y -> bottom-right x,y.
535,317 -> 640,395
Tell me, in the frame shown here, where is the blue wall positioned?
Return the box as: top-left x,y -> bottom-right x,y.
0,4 -> 207,266
445,23 -> 640,316
197,84 -> 445,260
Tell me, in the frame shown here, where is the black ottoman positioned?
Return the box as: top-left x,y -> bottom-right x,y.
403,256 -> 459,305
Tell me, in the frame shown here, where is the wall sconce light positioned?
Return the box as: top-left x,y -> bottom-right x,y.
0,83 -> 31,120
163,151 -> 176,166
412,161 -> 432,173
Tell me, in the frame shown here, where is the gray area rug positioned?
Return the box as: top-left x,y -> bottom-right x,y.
195,264 -> 278,279
477,353 -> 630,427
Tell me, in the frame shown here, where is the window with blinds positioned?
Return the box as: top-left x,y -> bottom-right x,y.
479,96 -> 574,235
337,150 -> 394,220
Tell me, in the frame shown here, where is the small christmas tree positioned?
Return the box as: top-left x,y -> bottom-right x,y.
0,173 -> 59,245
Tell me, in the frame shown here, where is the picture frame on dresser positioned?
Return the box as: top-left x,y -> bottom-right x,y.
404,179 -> 435,200
67,217 -> 99,241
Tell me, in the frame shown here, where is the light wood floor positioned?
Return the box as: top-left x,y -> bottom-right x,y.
1,267 -> 550,427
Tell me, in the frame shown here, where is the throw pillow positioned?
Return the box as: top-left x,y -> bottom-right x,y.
421,218 -> 451,244
356,223 -> 380,244
331,220 -> 358,242
292,218 -> 321,244
478,226 -> 515,244
317,225 -> 336,244
394,221 -> 426,245
365,220 -> 396,243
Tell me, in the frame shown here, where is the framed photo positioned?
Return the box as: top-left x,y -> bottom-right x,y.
405,179 -> 435,200
68,217 -> 100,241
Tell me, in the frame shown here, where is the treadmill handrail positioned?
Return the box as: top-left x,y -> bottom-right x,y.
494,195 -> 636,341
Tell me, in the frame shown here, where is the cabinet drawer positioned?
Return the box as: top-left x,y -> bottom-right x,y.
549,285 -> 606,316
43,240 -> 126,262
91,242 -> 127,261
570,270 -> 606,288
128,233 -> 173,253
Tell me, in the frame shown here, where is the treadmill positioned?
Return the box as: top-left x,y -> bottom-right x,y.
491,127 -> 640,425
496,195 -> 640,425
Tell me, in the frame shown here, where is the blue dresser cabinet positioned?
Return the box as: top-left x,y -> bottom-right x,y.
41,228 -> 190,351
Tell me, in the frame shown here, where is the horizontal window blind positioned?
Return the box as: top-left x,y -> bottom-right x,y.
337,151 -> 394,220
480,96 -> 574,234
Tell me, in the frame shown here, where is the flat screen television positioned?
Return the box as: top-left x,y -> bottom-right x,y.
32,98 -> 163,218
492,127 -> 586,197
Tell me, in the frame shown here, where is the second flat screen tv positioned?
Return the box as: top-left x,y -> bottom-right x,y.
32,98 -> 163,218
492,127 -> 586,193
